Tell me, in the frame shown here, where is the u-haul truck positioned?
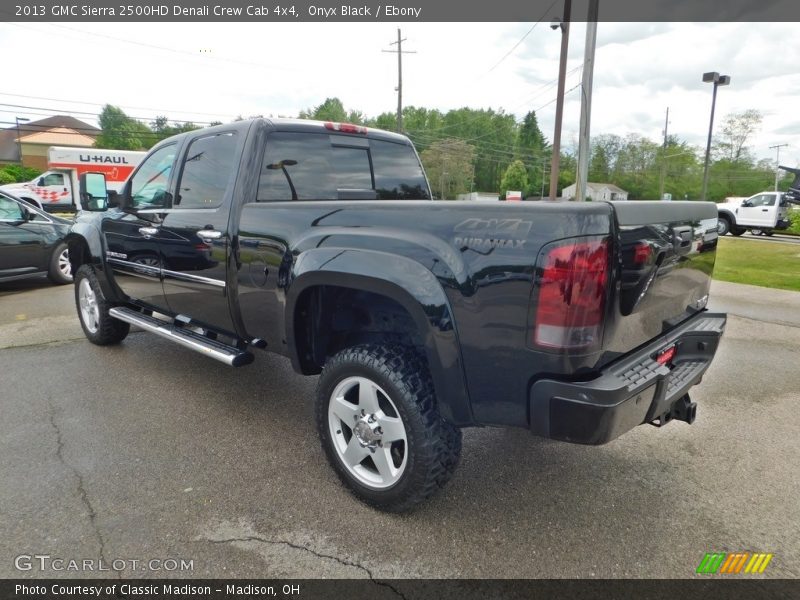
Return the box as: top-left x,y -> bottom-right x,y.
1,146 -> 145,212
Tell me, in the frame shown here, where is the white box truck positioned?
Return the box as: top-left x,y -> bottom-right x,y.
1,146 -> 145,212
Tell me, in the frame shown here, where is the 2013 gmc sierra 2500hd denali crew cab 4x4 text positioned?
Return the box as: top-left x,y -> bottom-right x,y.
66,118 -> 726,511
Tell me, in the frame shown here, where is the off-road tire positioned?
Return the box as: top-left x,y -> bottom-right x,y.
74,264 -> 130,345
315,344 -> 462,512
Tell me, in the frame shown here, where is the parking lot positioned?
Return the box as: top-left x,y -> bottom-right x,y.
1,277 -> 798,579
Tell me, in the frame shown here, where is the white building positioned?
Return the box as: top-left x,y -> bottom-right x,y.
562,182 -> 629,201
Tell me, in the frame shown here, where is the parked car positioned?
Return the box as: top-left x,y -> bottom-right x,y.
0,191 -> 72,284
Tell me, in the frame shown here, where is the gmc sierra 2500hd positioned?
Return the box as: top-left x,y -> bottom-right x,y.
67,118 -> 726,511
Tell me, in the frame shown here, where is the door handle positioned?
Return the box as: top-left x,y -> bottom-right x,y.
762,208 -> 768,212
197,229 -> 223,241
138,227 -> 159,237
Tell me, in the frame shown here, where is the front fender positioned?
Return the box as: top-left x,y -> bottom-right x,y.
285,248 -> 473,426
65,219 -> 120,302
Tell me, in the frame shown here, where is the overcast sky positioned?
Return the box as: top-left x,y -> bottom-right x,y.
1,21 -> 798,165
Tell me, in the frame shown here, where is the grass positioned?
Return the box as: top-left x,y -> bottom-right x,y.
714,237 -> 800,291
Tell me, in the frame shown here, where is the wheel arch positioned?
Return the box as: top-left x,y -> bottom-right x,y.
717,209 -> 736,227
285,248 -> 473,426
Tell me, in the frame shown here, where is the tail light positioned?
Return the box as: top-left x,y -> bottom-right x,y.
324,121 -> 368,134
533,237 -> 610,350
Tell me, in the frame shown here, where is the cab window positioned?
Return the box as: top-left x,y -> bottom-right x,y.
42,173 -> 65,187
257,132 -> 430,201
130,144 -> 177,209
174,132 -> 237,209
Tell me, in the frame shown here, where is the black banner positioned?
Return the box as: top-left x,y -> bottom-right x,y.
1,579 -> 799,600
1,0 -> 798,23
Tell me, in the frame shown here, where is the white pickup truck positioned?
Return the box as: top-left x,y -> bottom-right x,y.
716,191 -> 792,236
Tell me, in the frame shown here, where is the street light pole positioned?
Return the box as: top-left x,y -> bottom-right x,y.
701,72 -> 730,201
15,117 -> 30,167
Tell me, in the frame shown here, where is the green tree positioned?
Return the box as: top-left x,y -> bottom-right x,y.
499,160 -> 529,199
150,116 -> 201,142
516,111 -> 549,196
94,104 -> 154,150
299,97 -> 348,122
715,109 -> 762,163
419,138 -> 476,199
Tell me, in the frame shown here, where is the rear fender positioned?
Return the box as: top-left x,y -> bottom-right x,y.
285,247 -> 473,426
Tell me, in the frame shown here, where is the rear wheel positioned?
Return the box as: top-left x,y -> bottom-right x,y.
47,242 -> 72,284
315,344 -> 461,512
74,265 -> 130,345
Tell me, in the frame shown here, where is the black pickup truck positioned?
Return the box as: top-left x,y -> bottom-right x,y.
66,118 -> 725,511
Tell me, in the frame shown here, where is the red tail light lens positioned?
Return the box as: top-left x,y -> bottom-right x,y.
534,238 -> 610,350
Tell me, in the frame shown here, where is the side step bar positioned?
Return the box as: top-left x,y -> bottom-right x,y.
109,307 -> 254,367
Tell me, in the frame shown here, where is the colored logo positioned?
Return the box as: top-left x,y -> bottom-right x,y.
697,552 -> 773,574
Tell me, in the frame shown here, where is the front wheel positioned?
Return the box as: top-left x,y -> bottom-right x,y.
717,216 -> 731,236
315,345 -> 462,512
74,265 -> 130,345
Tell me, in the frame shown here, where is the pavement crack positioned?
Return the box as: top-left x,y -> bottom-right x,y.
207,536 -> 407,599
48,403 -> 116,578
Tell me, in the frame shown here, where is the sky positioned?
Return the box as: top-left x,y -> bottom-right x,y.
1,20 -> 798,166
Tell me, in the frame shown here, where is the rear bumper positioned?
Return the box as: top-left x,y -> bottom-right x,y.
528,312 -> 726,445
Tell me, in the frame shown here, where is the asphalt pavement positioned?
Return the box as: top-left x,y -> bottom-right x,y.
0,276 -> 798,579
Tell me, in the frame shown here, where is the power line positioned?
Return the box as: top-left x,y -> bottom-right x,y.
0,92 -> 232,120
485,0 -> 561,74
0,102 -> 217,126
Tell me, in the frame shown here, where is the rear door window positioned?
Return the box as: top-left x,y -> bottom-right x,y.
257,132 -> 429,201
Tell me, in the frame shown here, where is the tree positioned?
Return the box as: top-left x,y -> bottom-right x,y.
150,116 -> 201,142
299,97 -> 348,122
94,104 -> 154,150
499,160 -> 529,199
516,111 -> 549,196
419,138 -> 476,199
715,109 -> 762,163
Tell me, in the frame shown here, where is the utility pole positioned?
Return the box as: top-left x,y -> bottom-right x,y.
549,0 -> 571,200
574,0 -> 599,202
769,143 -> 788,191
658,107 -> 670,200
382,28 -> 416,133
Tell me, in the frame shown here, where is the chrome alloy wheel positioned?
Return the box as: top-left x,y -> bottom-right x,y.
58,247 -> 72,280
328,376 -> 408,489
78,277 -> 100,333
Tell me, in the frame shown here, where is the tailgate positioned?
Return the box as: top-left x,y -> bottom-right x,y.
603,201 -> 719,360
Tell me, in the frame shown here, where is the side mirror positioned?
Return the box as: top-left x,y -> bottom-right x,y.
78,172 -> 108,211
741,200 -> 752,207
26,207 -> 36,221
37,177 -> 45,186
